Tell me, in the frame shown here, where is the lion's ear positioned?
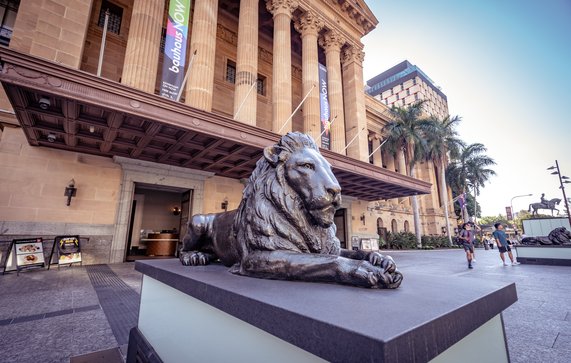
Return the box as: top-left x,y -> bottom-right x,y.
264,146 -> 289,167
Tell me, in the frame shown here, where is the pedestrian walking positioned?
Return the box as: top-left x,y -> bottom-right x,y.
459,223 -> 475,269
492,223 -> 520,266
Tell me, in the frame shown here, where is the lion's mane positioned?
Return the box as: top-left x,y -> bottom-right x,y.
233,132 -> 340,256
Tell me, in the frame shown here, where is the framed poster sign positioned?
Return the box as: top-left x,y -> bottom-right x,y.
360,238 -> 372,250
13,238 -> 46,274
55,235 -> 82,265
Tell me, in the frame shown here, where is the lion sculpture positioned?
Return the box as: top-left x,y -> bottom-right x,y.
180,132 -> 403,289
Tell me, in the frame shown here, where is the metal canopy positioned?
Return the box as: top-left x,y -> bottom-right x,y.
0,49 -> 431,201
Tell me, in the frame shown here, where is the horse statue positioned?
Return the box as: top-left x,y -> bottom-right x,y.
528,198 -> 561,216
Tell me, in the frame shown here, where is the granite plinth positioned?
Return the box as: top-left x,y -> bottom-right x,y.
515,245 -> 571,266
132,259 -> 517,362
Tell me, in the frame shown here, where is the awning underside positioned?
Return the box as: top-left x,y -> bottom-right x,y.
0,49 -> 431,201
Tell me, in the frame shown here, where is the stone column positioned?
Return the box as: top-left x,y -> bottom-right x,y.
185,0 -> 219,111
121,0 -> 165,92
383,150 -> 395,172
294,11 -> 323,141
397,149 -> 407,175
319,30 -> 346,153
233,0 -> 259,125
266,0 -> 298,133
371,136 -> 383,167
342,44 -> 368,162
10,0 -> 91,69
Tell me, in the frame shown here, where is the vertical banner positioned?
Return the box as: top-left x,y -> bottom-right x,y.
318,63 -> 331,149
160,0 -> 192,100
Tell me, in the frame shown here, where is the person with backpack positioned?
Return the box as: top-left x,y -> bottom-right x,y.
459,223 -> 475,269
493,223 -> 520,266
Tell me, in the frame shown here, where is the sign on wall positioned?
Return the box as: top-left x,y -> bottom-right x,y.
160,0 -> 192,100
318,63 -> 331,149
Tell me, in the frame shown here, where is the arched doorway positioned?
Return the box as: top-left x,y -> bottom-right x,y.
377,218 -> 387,241
391,219 -> 398,233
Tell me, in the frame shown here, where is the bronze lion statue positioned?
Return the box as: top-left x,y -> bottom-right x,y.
180,132 -> 402,289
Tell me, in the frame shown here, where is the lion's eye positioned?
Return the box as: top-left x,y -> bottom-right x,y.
301,163 -> 314,170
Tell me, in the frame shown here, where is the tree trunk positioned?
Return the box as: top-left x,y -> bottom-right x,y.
409,165 -> 422,247
439,160 -> 453,246
462,187 -> 469,222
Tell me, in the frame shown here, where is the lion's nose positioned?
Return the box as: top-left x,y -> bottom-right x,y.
327,184 -> 341,206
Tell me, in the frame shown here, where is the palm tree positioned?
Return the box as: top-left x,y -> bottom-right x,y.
425,115 -> 465,246
446,143 -> 496,222
383,100 -> 435,247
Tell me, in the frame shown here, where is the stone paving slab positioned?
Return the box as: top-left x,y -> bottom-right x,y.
0,250 -> 570,362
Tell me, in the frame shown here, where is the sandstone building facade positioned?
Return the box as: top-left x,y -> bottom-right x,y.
0,0 -> 450,265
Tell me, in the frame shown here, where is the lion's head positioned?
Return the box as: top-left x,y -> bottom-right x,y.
234,132 -> 342,254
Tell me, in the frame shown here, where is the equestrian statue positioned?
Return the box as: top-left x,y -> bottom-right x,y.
529,193 -> 561,216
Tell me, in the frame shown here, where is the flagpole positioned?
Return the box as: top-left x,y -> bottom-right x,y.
233,80 -> 258,120
342,127 -> 366,153
97,9 -> 110,77
176,49 -> 197,102
368,138 -> 388,158
278,84 -> 316,134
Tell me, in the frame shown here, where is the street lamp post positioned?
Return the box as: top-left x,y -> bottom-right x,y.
547,160 -> 571,226
510,194 -> 533,219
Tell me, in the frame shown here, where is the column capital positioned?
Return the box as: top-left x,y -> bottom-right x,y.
294,10 -> 324,37
341,44 -> 365,66
319,29 -> 347,53
266,0 -> 299,18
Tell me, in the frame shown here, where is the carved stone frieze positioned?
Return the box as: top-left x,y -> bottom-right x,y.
217,24 -> 237,46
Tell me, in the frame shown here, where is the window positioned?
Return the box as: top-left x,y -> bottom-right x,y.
226,60 -> 266,96
391,219 -> 398,233
256,76 -> 266,96
226,60 -> 236,84
0,0 -> 20,46
404,220 -> 410,233
98,1 -> 123,35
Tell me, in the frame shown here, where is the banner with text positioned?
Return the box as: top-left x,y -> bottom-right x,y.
160,0 -> 191,100
318,63 -> 331,149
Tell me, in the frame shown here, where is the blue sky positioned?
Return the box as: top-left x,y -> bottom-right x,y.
362,0 -> 571,217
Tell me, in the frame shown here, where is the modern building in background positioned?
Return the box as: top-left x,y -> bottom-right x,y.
366,60 -> 449,120
0,0 -> 451,267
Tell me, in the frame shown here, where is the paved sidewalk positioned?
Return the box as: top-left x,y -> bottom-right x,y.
0,249 -> 570,362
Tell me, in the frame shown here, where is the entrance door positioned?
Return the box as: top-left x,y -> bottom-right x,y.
334,208 -> 347,249
125,183 -> 191,261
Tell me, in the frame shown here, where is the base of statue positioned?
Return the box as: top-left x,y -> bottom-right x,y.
515,245 -> 571,266
127,259 -> 517,363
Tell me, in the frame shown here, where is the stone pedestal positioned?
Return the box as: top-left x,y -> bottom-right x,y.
515,245 -> 571,266
128,259 -> 517,363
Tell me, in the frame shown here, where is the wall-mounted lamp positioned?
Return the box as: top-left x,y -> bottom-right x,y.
38,97 -> 51,110
360,213 -> 366,225
172,206 -> 181,216
221,198 -> 228,211
64,179 -> 77,206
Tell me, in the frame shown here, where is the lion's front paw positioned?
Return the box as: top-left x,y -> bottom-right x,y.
367,268 -> 403,289
179,251 -> 210,266
368,253 -> 397,273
